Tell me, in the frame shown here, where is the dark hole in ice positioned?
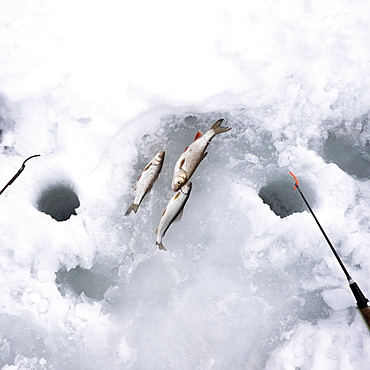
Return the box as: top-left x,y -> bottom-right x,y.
258,178 -> 313,218
56,266 -> 114,301
37,184 -> 80,221
323,132 -> 370,179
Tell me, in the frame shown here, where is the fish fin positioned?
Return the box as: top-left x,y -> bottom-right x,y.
137,174 -> 141,181
184,146 -> 189,152
174,192 -> 181,200
173,209 -> 183,223
143,163 -> 152,171
162,208 -> 167,217
180,158 -> 186,169
194,131 -> 202,141
125,203 -> 139,215
156,241 -> 167,251
210,119 -> 231,135
155,227 -> 158,234
202,152 -> 208,160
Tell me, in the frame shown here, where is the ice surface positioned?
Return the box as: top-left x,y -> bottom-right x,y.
1,1 -> 370,369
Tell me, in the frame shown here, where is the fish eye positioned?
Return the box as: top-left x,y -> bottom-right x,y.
177,181 -> 182,185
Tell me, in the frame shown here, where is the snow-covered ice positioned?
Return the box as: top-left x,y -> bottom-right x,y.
1,0 -> 370,369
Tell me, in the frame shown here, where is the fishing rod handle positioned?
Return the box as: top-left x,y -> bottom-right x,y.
358,306 -> 370,332
350,282 -> 369,309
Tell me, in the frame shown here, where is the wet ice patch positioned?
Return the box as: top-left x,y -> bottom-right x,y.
56,266 -> 115,301
322,114 -> 370,179
323,132 -> 370,179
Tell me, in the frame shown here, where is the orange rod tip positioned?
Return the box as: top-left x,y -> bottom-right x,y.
288,171 -> 299,189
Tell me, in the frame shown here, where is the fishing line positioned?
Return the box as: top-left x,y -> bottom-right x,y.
289,171 -> 370,331
0,155 -> 41,195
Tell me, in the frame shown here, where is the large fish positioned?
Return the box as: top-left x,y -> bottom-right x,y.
125,150 -> 165,215
155,181 -> 192,251
172,119 -> 231,191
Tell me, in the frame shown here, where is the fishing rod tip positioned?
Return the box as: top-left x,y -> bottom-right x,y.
23,154 -> 41,165
288,171 -> 299,189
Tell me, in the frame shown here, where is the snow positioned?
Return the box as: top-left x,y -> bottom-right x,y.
1,0 -> 370,369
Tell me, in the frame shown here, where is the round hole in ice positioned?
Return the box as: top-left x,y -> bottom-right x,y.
37,183 -> 80,221
258,177 -> 313,218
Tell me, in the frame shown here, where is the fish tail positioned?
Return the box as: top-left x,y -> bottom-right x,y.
156,241 -> 167,251
211,119 -> 231,135
125,203 -> 139,215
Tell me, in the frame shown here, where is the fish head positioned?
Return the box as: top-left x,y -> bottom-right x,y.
153,150 -> 165,165
172,170 -> 187,191
181,181 -> 192,195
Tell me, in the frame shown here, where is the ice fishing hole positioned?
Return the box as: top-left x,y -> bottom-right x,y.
56,266 -> 114,301
258,177 -> 314,218
37,183 -> 80,221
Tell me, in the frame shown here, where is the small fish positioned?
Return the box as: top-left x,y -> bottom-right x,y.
172,119 -> 231,191
125,150 -> 165,215
155,181 -> 192,251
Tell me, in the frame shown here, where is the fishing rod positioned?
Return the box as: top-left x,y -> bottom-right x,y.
289,171 -> 370,330
0,155 -> 41,196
